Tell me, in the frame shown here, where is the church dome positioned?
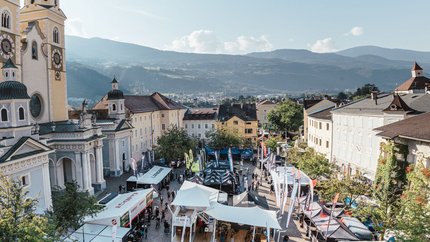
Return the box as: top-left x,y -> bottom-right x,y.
107,89 -> 124,100
0,81 -> 31,100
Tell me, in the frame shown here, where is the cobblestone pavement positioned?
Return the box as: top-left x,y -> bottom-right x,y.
98,163 -> 309,242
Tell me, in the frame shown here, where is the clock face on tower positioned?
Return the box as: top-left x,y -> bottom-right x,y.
51,48 -> 63,70
0,34 -> 15,60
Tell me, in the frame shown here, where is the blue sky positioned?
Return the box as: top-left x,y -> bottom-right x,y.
49,0 -> 430,54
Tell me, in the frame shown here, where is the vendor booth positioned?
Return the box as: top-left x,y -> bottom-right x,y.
65,223 -> 130,242
233,191 -> 269,210
171,181 -> 220,242
85,188 -> 153,229
126,165 -> 172,191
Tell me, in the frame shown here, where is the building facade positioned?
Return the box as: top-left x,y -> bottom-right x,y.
94,92 -> 187,164
183,108 -> 217,140
256,99 -> 276,128
307,107 -> 333,160
303,99 -> 336,143
375,112 -> 430,168
217,103 -> 258,145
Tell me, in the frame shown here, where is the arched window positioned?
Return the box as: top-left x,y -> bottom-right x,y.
18,107 -> 25,120
1,108 -> 8,122
32,41 -> 38,60
53,27 -> 59,44
112,104 -> 116,111
1,10 -> 10,29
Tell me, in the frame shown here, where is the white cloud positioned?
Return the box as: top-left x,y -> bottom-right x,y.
65,18 -> 88,37
310,37 -> 336,53
345,26 -> 364,36
167,30 -> 273,54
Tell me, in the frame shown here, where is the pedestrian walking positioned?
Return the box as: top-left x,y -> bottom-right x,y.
144,224 -> 148,239
155,217 -> 160,229
171,191 -> 175,200
118,185 -> 122,194
160,195 -> 163,204
167,191 -> 171,201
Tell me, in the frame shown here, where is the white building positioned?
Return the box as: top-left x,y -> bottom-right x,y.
0,60 -> 54,213
331,92 -> 430,180
256,99 -> 276,127
183,108 -> 218,140
331,64 -> 430,180
375,112 -> 430,168
307,106 -> 334,160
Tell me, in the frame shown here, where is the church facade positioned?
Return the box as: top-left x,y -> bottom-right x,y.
0,0 -> 109,212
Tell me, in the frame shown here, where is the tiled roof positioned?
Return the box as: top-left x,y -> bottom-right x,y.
184,108 -> 218,120
93,92 -> 185,114
332,93 -> 430,115
375,112 -> 430,142
303,99 -> 322,110
395,76 -> 430,92
39,121 -> 83,135
306,99 -> 336,115
218,103 -> 257,122
257,99 -> 275,106
382,94 -> 420,114
308,107 -> 333,120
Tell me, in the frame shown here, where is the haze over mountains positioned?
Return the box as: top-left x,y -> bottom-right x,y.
66,36 -> 430,101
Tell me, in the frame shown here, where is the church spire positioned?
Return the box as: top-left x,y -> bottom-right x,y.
411,62 -> 423,77
2,59 -> 18,82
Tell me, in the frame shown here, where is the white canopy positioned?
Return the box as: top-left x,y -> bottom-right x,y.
85,188 -> 153,227
172,181 -> 219,208
205,202 -> 281,229
271,166 -> 311,185
127,165 -> 171,185
65,223 -> 130,242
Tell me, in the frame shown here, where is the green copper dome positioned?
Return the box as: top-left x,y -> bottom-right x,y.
0,81 -> 31,100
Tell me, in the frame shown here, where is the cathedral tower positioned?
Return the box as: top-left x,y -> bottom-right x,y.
20,0 -> 68,122
0,0 -> 22,82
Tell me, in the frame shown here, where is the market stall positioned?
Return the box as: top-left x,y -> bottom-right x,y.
126,165 -> 172,191
85,188 -> 153,228
65,223 -> 130,242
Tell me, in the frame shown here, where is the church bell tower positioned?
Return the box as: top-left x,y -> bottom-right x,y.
20,0 -> 68,122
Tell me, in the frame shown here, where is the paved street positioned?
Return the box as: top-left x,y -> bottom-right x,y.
98,162 -> 308,242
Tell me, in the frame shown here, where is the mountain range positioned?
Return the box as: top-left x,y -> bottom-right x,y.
66,36 -> 430,101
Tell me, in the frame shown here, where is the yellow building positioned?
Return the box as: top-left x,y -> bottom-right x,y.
217,103 -> 258,145
94,91 -> 187,162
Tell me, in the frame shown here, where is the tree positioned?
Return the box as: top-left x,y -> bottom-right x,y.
267,99 -> 303,132
155,126 -> 195,162
265,136 -> 283,151
288,147 -> 334,179
354,141 -> 409,235
396,155 -> 430,241
336,91 -> 348,101
351,83 -> 379,100
0,174 -> 55,241
49,182 -> 102,233
317,176 -> 371,207
207,128 -> 243,150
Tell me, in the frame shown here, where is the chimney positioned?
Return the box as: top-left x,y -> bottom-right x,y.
371,91 -> 378,105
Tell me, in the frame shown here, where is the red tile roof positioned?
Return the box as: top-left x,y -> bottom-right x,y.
412,62 -> 423,71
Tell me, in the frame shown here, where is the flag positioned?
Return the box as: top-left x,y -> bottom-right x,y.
326,193 -> 340,236
228,148 -> 234,172
214,150 -> 219,167
308,179 -> 317,208
261,142 -> 267,157
130,158 -> 137,176
286,175 -> 299,228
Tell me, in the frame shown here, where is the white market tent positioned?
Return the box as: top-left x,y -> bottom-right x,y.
205,202 -> 281,229
85,188 -> 153,227
271,166 -> 312,185
65,223 -> 130,242
172,180 -> 219,208
127,165 -> 172,185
